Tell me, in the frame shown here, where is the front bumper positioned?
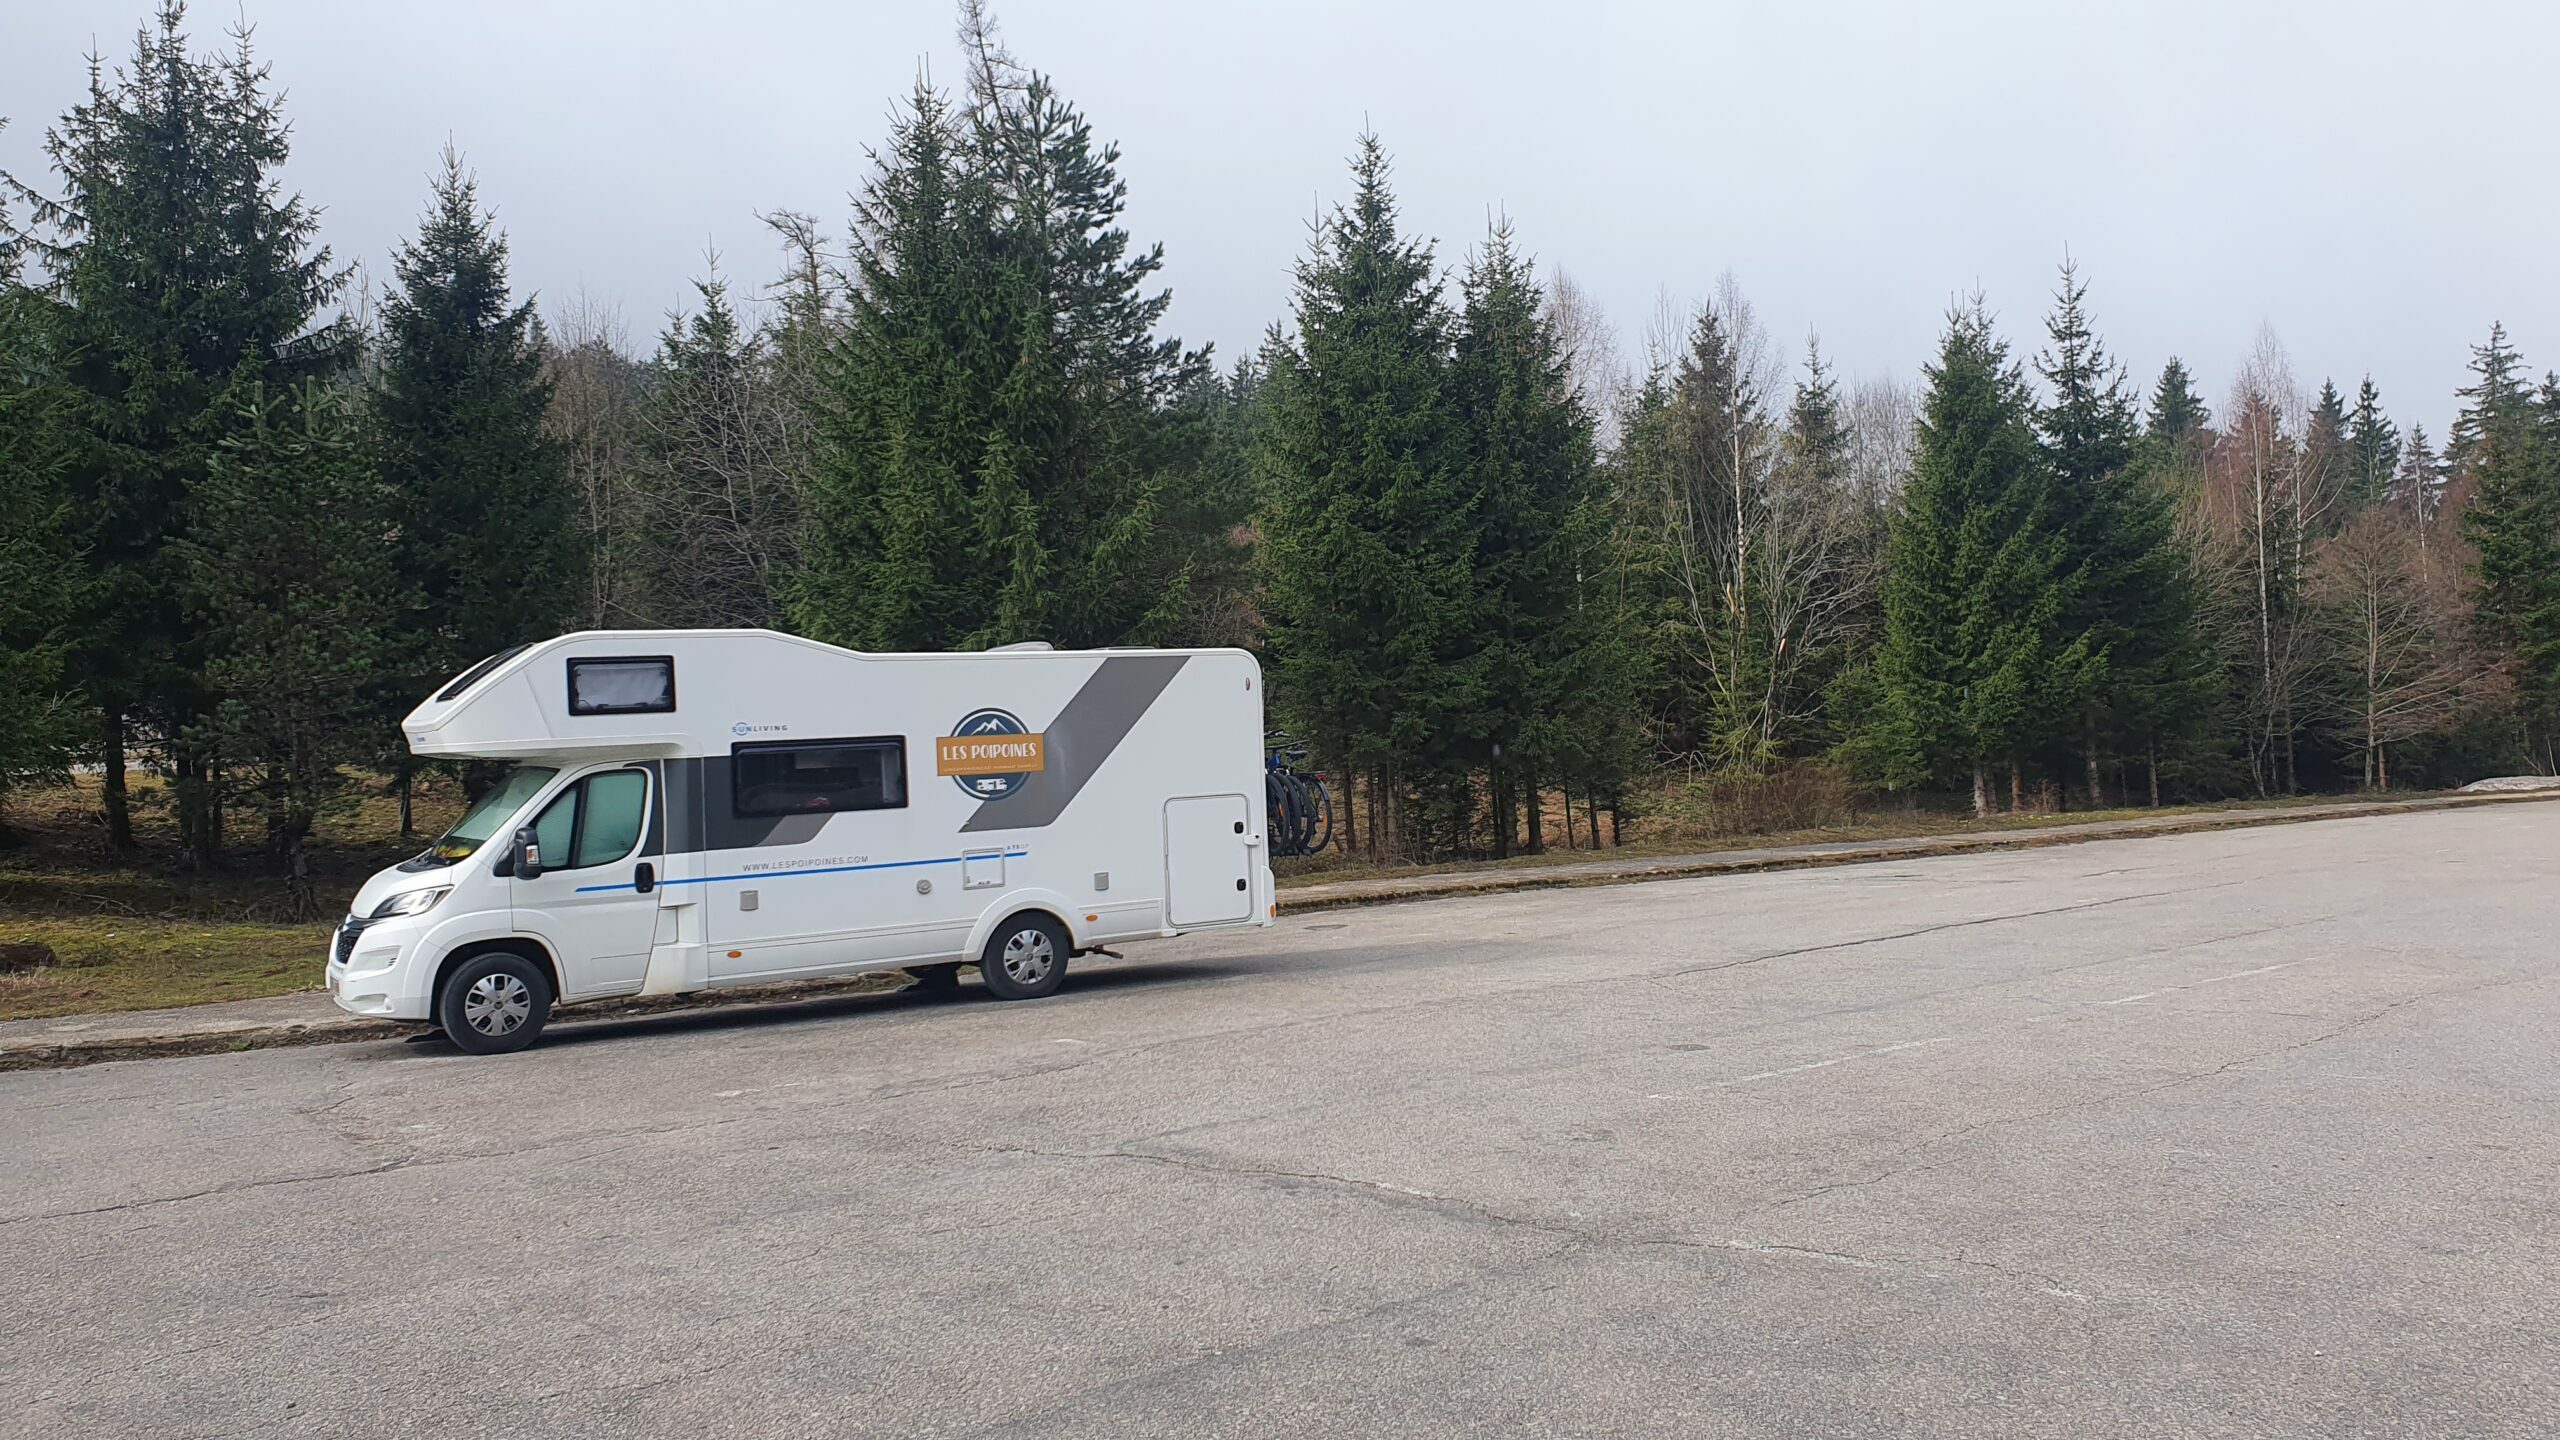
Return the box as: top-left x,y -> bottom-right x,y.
324,914 -> 433,1020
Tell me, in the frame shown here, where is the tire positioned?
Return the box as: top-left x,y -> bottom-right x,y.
436,951 -> 554,1055
977,913 -> 1070,1001
907,962 -> 964,996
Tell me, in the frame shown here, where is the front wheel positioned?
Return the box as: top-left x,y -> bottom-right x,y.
978,914 -> 1069,1001
436,952 -> 553,1055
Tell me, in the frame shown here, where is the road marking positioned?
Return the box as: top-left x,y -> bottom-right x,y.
2099,961 -> 2295,1008
2196,961 -> 2295,986
1727,1036 -> 1952,1085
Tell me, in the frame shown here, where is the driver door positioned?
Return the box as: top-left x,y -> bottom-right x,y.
508,766 -> 664,1000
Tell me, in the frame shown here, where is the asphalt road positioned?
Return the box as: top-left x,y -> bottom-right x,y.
6,805 -> 2558,1438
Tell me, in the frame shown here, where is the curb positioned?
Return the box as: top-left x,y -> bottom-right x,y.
0,971 -> 909,1072
7,790 -> 2551,1072
1271,789 -> 2560,913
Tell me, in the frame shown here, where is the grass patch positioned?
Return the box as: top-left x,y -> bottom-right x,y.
0,914 -> 329,1019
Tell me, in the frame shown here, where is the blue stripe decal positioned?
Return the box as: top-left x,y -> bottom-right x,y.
572,849 -> 1028,895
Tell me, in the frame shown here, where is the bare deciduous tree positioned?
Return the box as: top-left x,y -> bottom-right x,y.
542,290 -> 646,628
1846,374 -> 1917,507
2309,509 -> 2502,787
1543,265 -> 1628,444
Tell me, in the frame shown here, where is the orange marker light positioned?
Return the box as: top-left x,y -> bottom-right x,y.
726,950 -> 742,959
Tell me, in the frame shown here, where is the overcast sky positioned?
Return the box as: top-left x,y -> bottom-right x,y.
6,1 -> 2552,436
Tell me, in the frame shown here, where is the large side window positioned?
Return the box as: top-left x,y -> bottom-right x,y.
522,769 -> 651,872
733,738 -> 907,817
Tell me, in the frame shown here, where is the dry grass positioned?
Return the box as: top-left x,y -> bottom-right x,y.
0,770 -> 461,1020
1274,770 -> 2436,889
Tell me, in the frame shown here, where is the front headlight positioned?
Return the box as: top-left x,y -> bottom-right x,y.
371,887 -> 451,919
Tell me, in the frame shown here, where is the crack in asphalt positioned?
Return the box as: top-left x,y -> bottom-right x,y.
1660,879 -> 2249,982
0,1114 -> 748,1228
925,1132 -> 2106,1308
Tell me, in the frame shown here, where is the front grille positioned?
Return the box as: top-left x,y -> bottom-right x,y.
332,915 -> 371,966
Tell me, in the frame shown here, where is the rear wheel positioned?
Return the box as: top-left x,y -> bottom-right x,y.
436,952 -> 553,1055
978,914 -> 1069,1001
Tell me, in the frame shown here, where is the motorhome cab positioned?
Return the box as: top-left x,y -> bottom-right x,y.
326,631 -> 1277,1054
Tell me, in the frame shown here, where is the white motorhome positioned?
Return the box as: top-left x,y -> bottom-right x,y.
326,631 -> 1276,1054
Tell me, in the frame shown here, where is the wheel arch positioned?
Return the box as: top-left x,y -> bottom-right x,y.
432,937 -> 565,1010
964,891 -> 1081,960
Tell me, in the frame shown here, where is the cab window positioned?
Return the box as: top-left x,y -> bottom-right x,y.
575,770 -> 648,867
525,769 -> 650,872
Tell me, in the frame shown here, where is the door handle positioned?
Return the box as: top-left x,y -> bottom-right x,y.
633,862 -> 656,895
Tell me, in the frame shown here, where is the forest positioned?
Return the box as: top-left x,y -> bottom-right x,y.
4,1 -> 2558,907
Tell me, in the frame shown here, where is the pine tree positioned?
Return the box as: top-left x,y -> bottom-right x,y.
2347,376 -> 2401,507
1872,299 -> 2091,815
14,2 -> 346,852
176,380 -> 402,912
1449,221 -> 1635,855
1255,134 -> 1474,857
375,148 -> 577,692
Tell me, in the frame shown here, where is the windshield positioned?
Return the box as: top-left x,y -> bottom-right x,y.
426,766 -> 559,862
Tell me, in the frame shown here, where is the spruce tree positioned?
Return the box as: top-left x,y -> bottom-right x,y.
375,148 -> 577,691
2142,357 -> 2212,475
2035,261 -> 2172,804
16,2 -> 345,851
1161,357 -> 1265,647
1773,337 -> 1877,751
2303,379 -> 2352,535
175,381 -> 402,912
2454,327 -> 2560,762
1255,134 -> 1474,856
1627,296 -> 1786,768
0,220 -> 82,822
792,83 -> 985,651
1783,340 -> 1852,484
2392,425 -> 2441,534
2037,266 -> 2231,802
1872,300 -> 2091,815
1449,222 -> 1635,853
793,58 -> 1205,653
2347,376 -> 2401,507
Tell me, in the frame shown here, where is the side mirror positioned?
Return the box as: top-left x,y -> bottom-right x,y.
511,824 -> 545,880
